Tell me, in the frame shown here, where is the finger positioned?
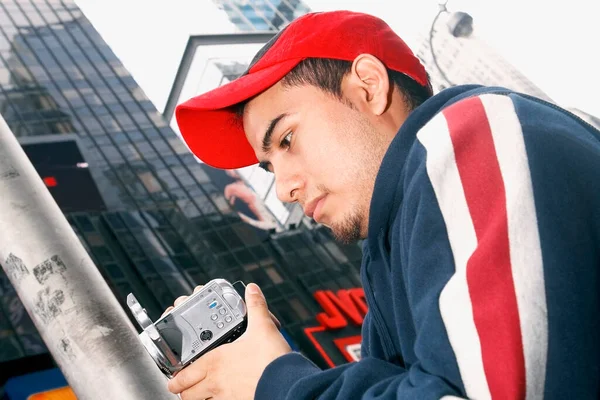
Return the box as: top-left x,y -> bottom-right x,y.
180,383 -> 216,400
167,361 -> 208,394
161,306 -> 174,318
269,311 -> 281,329
193,285 -> 204,294
245,283 -> 275,331
173,295 -> 188,307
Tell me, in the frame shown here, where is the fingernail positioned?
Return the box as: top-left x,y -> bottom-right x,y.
247,283 -> 260,294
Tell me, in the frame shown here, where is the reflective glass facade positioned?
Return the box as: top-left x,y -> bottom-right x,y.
0,0 -> 363,385
213,0 -> 310,31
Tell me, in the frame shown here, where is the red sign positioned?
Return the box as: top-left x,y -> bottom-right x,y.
43,176 -> 58,187
304,288 -> 368,367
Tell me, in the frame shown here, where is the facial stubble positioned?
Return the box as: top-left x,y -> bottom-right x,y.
328,104 -> 385,244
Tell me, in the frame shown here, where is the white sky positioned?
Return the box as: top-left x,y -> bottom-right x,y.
75,0 -> 600,117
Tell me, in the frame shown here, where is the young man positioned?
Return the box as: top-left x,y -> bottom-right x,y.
167,10 -> 600,400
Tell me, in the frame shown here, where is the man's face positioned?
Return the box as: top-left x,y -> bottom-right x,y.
243,81 -> 392,243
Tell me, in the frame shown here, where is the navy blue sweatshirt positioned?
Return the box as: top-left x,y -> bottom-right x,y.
255,85 -> 600,399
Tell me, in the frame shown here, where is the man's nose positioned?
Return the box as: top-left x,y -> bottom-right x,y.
274,169 -> 303,204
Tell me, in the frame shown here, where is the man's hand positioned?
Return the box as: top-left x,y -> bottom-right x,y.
166,283 -> 292,399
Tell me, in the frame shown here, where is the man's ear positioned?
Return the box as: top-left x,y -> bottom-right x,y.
345,54 -> 391,116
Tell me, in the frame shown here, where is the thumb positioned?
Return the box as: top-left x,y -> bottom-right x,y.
245,283 -> 274,330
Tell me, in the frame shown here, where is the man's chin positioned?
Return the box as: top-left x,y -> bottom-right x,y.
329,222 -> 363,244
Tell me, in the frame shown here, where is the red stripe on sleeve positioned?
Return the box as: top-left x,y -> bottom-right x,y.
443,97 -> 526,399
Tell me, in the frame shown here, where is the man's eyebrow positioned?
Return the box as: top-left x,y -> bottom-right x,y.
262,113 -> 288,154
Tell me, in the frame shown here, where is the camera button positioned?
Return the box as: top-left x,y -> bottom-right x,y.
217,322 -> 225,329
200,330 -> 213,341
225,316 -> 232,323
219,308 -> 227,315
210,314 -> 218,321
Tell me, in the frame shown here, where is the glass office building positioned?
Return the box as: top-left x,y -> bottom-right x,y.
213,0 -> 310,31
0,0 -> 364,387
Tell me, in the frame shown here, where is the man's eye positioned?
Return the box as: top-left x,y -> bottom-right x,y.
280,131 -> 293,150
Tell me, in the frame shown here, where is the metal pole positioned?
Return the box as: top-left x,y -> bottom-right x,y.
0,115 -> 177,399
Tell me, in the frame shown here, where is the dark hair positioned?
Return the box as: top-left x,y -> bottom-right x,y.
234,57 -> 432,117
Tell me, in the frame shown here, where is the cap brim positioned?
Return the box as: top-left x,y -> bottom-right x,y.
175,58 -> 302,169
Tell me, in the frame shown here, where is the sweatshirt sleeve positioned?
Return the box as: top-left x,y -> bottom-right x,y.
255,352 -> 463,399
406,93 -> 600,399
402,93 -> 536,400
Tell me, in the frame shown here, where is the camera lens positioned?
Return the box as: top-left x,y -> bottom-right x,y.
200,330 -> 213,341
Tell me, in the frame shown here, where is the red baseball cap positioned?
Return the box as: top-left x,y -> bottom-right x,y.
175,10 -> 428,169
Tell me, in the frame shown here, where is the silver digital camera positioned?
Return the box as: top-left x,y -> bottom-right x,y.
127,279 -> 248,378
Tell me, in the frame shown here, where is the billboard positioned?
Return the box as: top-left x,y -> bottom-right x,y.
200,163 -> 281,238
166,33 -> 305,231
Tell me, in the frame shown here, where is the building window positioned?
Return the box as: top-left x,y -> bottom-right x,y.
138,171 -> 162,193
